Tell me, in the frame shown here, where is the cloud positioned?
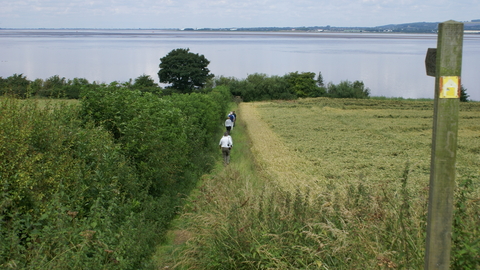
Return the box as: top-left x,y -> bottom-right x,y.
0,0 -> 479,28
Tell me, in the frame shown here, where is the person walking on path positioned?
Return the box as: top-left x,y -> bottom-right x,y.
232,111 -> 237,127
219,132 -> 233,165
228,112 -> 235,125
225,116 -> 233,134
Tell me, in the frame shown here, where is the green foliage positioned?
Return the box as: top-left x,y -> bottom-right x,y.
215,73 -> 372,101
41,75 -> 67,98
81,84 -> 189,195
0,74 -> 164,99
79,83 -> 229,191
178,166 -> 428,269
244,73 -> 291,101
214,74 -> 296,102
326,80 -> 371,99
134,74 -> 156,88
285,71 -> 325,98
0,73 -> 30,98
158,48 -> 214,93
452,177 -> 480,269
80,82 -> 230,219
1,81 -> 230,268
133,74 -> 162,95
460,84 -> 470,102
1,72 -> 373,102
0,97 -> 158,269
316,71 -> 325,87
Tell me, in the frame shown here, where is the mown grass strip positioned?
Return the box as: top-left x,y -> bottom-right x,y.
239,102 -> 326,196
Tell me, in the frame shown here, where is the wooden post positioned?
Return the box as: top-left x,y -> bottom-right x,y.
425,21 -> 463,270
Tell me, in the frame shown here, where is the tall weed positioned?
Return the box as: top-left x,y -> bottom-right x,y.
452,177 -> 480,269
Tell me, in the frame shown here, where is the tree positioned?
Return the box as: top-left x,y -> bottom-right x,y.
133,74 -> 162,95
285,71 -> 324,98
1,73 -> 30,97
460,84 -> 469,102
327,80 -> 370,99
158,48 -> 214,93
134,74 -> 157,88
316,71 -> 324,87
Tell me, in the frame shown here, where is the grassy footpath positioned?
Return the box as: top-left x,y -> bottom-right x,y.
151,104 -> 264,268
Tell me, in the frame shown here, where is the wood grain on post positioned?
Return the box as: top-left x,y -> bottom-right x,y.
425,20 -> 463,270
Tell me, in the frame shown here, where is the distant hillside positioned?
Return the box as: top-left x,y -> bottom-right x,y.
189,20 -> 480,33
374,22 -> 439,32
375,20 -> 480,33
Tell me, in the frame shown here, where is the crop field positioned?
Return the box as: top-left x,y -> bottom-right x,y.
237,98 -> 479,268
243,98 -> 479,195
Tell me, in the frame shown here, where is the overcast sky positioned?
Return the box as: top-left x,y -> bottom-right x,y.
1,0 -> 479,29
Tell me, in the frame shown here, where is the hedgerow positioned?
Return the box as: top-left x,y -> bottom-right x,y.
1,84 -> 230,269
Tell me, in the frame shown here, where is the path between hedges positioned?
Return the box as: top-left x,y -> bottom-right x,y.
153,102 -> 326,268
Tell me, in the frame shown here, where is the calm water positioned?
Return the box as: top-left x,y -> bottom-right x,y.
0,29 -> 479,100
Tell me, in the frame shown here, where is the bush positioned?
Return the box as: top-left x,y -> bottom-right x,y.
1,81 -> 231,268
0,74 -> 30,98
0,97 -> 159,269
460,85 -> 469,102
327,80 -> 370,99
285,71 -> 325,98
214,74 -> 296,102
215,74 -> 373,102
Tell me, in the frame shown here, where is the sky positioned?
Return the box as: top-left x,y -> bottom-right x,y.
0,0 -> 479,29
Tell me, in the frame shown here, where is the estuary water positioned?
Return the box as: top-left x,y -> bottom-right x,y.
0,29 -> 479,100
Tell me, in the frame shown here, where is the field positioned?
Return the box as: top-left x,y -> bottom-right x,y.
246,98 -> 479,267
245,98 -> 479,195
156,98 -> 480,269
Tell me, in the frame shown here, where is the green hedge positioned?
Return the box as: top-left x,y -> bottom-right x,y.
214,73 -> 370,102
0,98 -> 151,269
1,84 -> 231,269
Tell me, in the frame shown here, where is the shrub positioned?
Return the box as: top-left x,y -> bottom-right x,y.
0,74 -> 30,98
460,85 -> 469,102
327,80 -> 371,99
1,81 -> 231,268
0,97 -> 159,269
285,71 -> 325,98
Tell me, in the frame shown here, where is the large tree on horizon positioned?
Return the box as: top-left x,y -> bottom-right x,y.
158,48 -> 214,93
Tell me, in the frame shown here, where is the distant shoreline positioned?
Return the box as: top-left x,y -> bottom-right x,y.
1,27 -> 479,35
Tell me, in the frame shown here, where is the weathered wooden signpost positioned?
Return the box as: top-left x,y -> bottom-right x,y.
424,20 -> 463,269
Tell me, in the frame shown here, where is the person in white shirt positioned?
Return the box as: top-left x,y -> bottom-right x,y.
219,132 -> 233,165
225,117 -> 233,134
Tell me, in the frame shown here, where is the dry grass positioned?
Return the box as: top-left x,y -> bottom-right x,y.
240,102 -> 326,196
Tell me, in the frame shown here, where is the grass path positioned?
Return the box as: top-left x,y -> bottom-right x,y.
152,103 -> 261,268
152,102 -> 323,268
239,102 -> 325,196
